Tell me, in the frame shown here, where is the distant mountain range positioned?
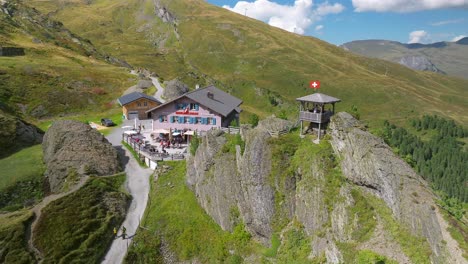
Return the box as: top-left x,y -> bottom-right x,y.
341,38 -> 468,80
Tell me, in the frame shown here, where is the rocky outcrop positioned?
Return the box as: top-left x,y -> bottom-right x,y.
186,113 -> 465,263
329,112 -> 464,263
42,120 -> 120,193
257,116 -> 292,132
187,124 -> 275,244
0,110 -> 43,156
163,79 -> 189,101
153,0 -> 177,25
398,55 -> 443,73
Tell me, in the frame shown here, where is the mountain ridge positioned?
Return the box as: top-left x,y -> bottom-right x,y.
341,38 -> 468,80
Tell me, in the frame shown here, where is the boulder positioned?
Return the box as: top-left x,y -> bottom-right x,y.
136,79 -> 153,89
42,120 -> 120,193
163,79 -> 189,101
257,116 -> 293,132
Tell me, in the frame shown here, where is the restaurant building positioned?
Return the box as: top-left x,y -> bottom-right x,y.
146,85 -> 242,132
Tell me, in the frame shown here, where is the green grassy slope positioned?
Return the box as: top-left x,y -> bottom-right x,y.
0,144 -> 44,211
0,210 -> 36,263
0,0 -> 134,121
29,0 -> 468,128
0,144 -> 44,191
341,40 -> 468,80
34,175 -> 129,263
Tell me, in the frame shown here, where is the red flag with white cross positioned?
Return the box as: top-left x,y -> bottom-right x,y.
309,80 -> 320,89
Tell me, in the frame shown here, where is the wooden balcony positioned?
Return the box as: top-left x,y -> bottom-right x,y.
299,111 -> 333,123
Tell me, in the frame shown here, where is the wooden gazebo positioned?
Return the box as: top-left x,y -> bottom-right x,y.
296,93 -> 341,138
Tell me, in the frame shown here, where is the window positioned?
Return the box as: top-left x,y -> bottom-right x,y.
190,103 -> 199,110
196,117 -> 201,124
159,115 -> 168,122
137,102 -> 141,107
207,117 -> 212,125
144,101 -> 148,106
185,117 -> 190,123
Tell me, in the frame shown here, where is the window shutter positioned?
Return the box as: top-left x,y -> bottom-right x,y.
212,118 -> 216,125
179,116 -> 184,123
159,116 -> 163,122
195,104 -> 199,111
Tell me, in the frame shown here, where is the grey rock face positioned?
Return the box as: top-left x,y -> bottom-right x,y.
257,116 -> 293,132
186,130 -> 240,232
237,128 -> 275,242
163,79 -> 189,101
187,125 -> 275,244
154,0 -> 177,25
399,55 -> 443,73
328,112 -> 456,263
42,120 -> 121,193
0,111 -> 43,155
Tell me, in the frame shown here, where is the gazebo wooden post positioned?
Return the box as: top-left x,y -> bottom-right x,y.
299,102 -> 303,136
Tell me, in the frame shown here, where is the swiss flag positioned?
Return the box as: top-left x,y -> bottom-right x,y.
309,80 -> 320,89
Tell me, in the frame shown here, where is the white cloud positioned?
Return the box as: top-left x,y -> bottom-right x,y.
408,30 -> 428,43
223,0 -> 344,34
315,25 -> 324,31
352,0 -> 468,13
430,18 -> 464,26
452,35 -> 467,42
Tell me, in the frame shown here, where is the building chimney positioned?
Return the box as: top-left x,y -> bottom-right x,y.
207,92 -> 214,99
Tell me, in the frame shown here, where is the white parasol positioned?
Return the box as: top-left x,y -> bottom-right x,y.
153,128 -> 170,134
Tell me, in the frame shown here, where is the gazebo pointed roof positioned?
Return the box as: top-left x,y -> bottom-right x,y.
296,92 -> 341,103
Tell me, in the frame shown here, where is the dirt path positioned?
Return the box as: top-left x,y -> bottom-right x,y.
150,77 -> 166,103
27,175 -> 90,261
101,122 -> 153,264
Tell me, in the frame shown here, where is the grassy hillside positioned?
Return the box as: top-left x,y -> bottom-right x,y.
0,144 -> 44,211
0,210 -> 36,263
341,40 -> 468,80
29,0 -> 468,128
0,0 -> 135,122
34,174 -> 129,263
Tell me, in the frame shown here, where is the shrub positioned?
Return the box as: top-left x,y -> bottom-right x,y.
249,114 -> 259,127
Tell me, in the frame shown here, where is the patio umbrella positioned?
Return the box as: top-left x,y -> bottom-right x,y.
172,132 -> 181,136
153,128 -> 170,134
124,130 -> 138,135
183,130 -> 195,136
122,125 -> 133,129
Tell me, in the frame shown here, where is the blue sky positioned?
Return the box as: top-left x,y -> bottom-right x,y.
207,0 -> 468,45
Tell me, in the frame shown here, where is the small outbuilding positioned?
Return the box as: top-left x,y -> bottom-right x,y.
118,92 -> 162,120
296,92 -> 341,138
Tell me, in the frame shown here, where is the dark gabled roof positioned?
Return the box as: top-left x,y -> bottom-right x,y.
117,92 -> 162,106
296,93 -> 341,104
146,85 -> 243,117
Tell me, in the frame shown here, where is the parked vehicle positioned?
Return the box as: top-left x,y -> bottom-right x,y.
101,118 -> 115,127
